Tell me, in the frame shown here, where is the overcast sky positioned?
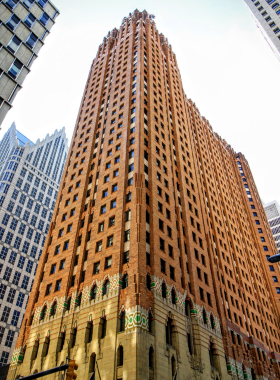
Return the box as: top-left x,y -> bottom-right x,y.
1,0 -> 279,204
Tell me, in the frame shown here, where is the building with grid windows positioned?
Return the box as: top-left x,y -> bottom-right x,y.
244,0 -> 280,60
264,200 -> 280,254
7,10 -> 280,380
0,122 -> 68,365
0,0 -> 59,127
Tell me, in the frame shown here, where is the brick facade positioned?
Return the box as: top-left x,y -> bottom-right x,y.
7,9 -> 280,380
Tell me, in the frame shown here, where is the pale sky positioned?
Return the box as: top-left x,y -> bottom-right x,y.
1,0 -> 279,204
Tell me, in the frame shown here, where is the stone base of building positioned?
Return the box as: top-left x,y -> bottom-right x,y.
6,291 -> 240,380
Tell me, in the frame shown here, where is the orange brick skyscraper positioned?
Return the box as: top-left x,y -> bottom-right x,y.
7,9 -> 280,380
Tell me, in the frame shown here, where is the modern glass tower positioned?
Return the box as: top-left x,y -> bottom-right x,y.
0,122 -> 68,365
7,10 -> 280,380
0,0 -> 59,127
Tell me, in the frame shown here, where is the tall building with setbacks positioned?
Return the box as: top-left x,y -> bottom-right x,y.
7,10 -> 280,380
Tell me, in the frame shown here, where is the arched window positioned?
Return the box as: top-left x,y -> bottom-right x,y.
148,311 -> 153,334
59,331 -> 65,352
87,321 -> 93,343
202,309 -> 207,325
29,314 -> 34,326
149,347 -> 154,369
146,274 -> 151,290
122,274 -> 128,289
209,341 -> 215,368
120,311 -> 125,332
70,328 -> 77,348
91,285 -> 98,300
42,337 -> 50,357
162,282 -> 166,299
166,317 -> 173,346
103,280 -> 110,296
185,299 -> 191,317
66,297 -> 71,311
31,340 -> 39,361
272,2 -> 279,9
50,302 -> 57,316
101,317 -> 107,338
40,305 -> 47,320
89,353 -> 96,373
77,293 -> 82,307
171,356 -> 176,377
210,314 -> 215,329
117,345 -> 124,367
171,289 -> 176,305
251,368 -> 257,380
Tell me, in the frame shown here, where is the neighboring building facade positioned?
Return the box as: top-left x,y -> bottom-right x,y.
244,0 -> 280,60
264,200 -> 280,254
0,122 -> 68,365
0,0 -> 59,126
7,10 -> 280,380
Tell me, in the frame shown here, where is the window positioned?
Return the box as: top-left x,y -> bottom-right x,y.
40,12 -> 49,26
94,262 -> 100,274
26,32 -> 38,49
273,276 -> 278,282
107,235 -> 114,247
105,256 -> 112,269
55,280 -> 62,291
96,241 -> 102,252
55,245 -> 60,255
109,216 -> 115,227
63,241 -> 69,250
1,306 -> 11,323
124,229 -> 130,242
45,284 -> 52,295
59,260 -> 65,270
6,14 -> 20,30
5,330 -> 15,348
50,264 -> 56,275
6,0 -> 19,9
101,205 -> 106,214
8,59 -> 23,79
161,259 -> 166,273
7,35 -> 21,54
99,222 -> 104,232
170,266 -> 175,280
111,199 -> 116,209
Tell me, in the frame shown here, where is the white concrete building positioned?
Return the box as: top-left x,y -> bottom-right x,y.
0,0 -> 59,127
0,122 -> 68,365
264,200 -> 280,253
244,0 -> 280,60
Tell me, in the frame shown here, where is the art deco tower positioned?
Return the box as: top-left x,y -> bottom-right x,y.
8,10 -> 280,380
